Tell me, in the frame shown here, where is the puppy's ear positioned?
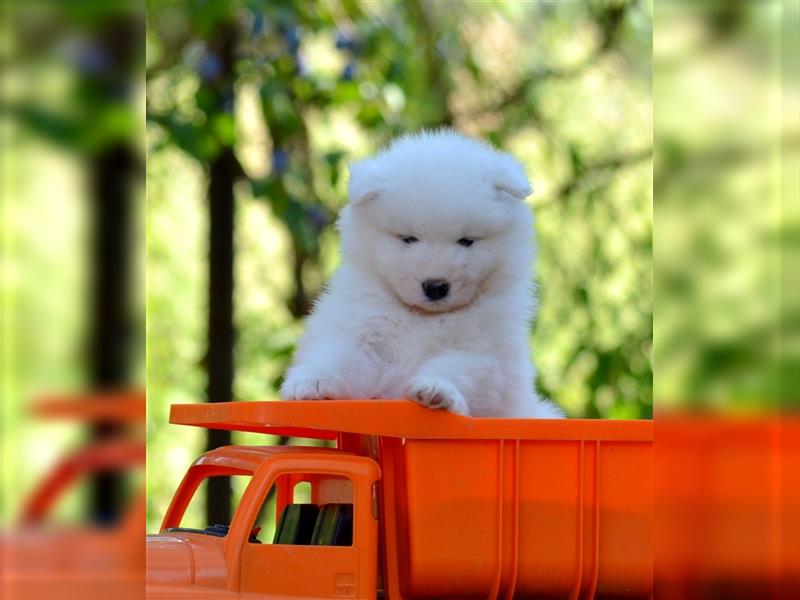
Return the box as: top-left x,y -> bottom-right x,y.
492,155 -> 533,200
348,159 -> 382,205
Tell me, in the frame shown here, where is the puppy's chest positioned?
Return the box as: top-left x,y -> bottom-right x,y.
355,312 -> 481,364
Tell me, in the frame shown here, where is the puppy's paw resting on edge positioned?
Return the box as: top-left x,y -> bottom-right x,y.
281,367 -> 347,400
405,375 -> 470,415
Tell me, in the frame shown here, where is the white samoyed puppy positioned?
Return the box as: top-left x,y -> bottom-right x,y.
281,130 -> 563,418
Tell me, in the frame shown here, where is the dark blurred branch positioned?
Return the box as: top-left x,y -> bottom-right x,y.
147,109 -> 246,177
258,110 -> 318,318
655,132 -> 800,192
537,147 -> 653,207
592,0 -> 635,52
472,0 -> 636,118
405,0 -> 455,126
252,16 -> 334,319
483,62 -> 592,118
0,102 -> 84,149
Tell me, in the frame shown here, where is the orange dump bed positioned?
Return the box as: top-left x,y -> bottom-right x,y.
171,400 -> 652,599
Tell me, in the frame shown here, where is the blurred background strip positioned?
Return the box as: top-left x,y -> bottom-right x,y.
653,0 -> 799,597
2,1 -> 145,598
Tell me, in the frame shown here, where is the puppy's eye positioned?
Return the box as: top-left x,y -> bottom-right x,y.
401,236 -> 419,245
457,238 -> 474,247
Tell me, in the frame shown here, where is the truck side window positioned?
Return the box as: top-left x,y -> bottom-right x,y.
250,475 -> 354,546
293,481 -> 311,502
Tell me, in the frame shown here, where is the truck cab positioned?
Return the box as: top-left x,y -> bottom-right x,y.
147,445 -> 380,599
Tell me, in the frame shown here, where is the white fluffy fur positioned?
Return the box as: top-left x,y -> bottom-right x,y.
281,130 -> 563,418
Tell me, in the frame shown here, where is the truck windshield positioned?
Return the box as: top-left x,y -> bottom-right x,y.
165,474 -> 251,539
164,471 -> 355,546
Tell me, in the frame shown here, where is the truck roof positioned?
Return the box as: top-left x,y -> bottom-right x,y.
191,445 -> 352,473
170,400 -> 652,442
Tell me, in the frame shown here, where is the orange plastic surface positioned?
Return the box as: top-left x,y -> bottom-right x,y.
154,400 -> 652,599
169,399 -> 652,441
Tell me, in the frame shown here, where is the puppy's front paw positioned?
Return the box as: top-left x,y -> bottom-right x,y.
281,370 -> 345,400
406,376 -> 469,415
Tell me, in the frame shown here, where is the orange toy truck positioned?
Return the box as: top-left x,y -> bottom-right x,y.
146,400 -> 653,599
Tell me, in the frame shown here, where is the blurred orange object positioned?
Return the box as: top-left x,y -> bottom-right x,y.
1,391 -> 145,600
3,494 -> 145,600
20,439 -> 144,525
147,400 -> 653,598
655,415 -> 800,599
31,390 -> 146,424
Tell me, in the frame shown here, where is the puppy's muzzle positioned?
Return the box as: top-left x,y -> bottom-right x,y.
422,279 -> 450,301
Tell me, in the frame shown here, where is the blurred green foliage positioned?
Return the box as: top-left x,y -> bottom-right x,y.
146,0 -> 652,528
653,1 -> 799,411
2,3 -> 146,524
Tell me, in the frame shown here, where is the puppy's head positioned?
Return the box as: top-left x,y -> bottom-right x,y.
339,130 -> 535,314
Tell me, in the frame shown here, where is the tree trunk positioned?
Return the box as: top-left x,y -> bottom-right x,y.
89,142 -> 136,524
205,146 -> 237,526
87,13 -> 141,525
203,22 -> 238,528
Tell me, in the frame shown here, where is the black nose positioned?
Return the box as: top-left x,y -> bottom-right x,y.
422,279 -> 450,301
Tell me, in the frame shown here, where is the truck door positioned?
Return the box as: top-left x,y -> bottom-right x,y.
238,467 -> 376,600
